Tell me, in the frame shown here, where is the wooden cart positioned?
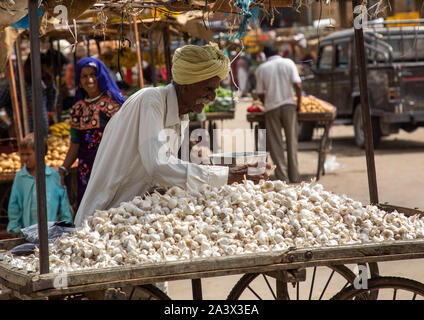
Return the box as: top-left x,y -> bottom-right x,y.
1,204 -> 424,300
246,111 -> 336,180
205,111 -> 235,151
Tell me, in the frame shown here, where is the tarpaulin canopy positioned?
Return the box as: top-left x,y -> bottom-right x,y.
0,0 -> 29,30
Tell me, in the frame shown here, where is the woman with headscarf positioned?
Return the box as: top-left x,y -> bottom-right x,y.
59,57 -> 125,209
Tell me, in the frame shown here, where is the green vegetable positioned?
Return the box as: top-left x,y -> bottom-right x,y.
215,87 -> 233,98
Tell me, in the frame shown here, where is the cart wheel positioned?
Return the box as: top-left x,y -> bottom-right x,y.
121,284 -> 171,300
227,263 -> 379,300
51,285 -> 171,300
331,277 -> 424,300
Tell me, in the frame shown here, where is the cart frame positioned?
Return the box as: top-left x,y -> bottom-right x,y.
1,204 -> 423,300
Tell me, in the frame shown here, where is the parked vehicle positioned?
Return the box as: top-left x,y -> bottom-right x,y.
301,22 -> 424,148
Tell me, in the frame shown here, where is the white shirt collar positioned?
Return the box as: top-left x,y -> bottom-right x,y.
267,55 -> 282,62
165,84 -> 181,127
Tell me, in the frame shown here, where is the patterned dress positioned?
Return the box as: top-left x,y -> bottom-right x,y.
70,94 -> 121,207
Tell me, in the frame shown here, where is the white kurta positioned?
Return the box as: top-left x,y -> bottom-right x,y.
75,84 -> 229,227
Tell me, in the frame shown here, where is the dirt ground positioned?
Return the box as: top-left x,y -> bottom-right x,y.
168,98 -> 424,300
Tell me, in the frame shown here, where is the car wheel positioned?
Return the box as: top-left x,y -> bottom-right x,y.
353,104 -> 381,149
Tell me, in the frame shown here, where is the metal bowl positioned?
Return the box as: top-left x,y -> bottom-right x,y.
208,151 -> 267,167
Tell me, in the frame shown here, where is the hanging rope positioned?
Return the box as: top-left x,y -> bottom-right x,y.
231,0 -> 260,40
92,9 -> 108,41
65,19 -> 78,53
118,10 -> 125,83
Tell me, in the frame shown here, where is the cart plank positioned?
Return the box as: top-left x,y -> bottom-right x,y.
28,250 -> 424,299
30,239 -> 424,292
3,238 -> 424,296
0,238 -> 26,251
205,111 -> 235,121
31,250 -> 289,292
0,263 -> 31,289
246,111 -> 336,123
279,240 -> 424,264
378,203 -> 424,217
0,174 -> 15,183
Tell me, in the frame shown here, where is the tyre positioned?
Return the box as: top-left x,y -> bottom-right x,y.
331,277 -> 424,300
298,122 -> 315,142
50,285 -> 171,300
227,263 -> 379,300
353,104 -> 381,149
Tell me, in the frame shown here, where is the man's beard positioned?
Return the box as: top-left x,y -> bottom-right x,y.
195,97 -> 213,105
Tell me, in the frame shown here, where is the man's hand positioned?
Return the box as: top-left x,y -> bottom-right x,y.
293,82 -> 302,112
58,166 -> 67,187
257,93 -> 265,105
227,163 -> 270,185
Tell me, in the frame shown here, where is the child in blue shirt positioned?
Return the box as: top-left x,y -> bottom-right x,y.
7,133 -> 73,234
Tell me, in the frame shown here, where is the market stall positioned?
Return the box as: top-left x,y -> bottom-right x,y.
3,0 -> 424,302
246,95 -> 336,180
1,180 -> 424,300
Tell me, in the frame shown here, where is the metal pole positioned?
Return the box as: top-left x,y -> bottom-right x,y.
307,5 -> 313,26
133,16 -> 145,89
56,40 -> 63,123
86,36 -> 90,57
149,31 -> 157,87
15,36 -> 29,137
163,26 -> 172,84
28,0 -> 49,274
73,48 -> 77,77
352,0 -> 379,205
6,57 -> 23,144
191,279 -> 203,300
339,0 -> 347,28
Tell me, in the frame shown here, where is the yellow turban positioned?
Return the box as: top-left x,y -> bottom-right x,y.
172,43 -> 230,85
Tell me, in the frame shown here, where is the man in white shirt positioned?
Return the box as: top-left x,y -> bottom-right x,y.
75,44 -> 266,226
255,45 -> 302,183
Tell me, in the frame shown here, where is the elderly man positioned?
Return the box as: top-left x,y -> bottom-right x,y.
75,44 -> 266,226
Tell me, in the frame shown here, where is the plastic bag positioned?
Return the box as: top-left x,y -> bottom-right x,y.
324,156 -> 343,172
20,221 -> 75,244
11,221 -> 75,256
10,243 -> 37,256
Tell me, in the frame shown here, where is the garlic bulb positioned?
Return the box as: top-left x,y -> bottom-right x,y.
5,181 -> 424,274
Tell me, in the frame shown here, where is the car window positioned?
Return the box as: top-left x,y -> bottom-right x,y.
385,38 -> 424,61
335,42 -> 349,69
318,45 -> 333,70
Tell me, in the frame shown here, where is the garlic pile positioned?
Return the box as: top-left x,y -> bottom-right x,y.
3,180 -> 424,274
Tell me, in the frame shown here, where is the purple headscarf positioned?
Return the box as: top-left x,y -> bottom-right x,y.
75,57 -> 125,106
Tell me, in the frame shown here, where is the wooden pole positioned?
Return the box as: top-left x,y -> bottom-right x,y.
191,279 -> 203,300
28,0 -> 49,274
133,16 -> 144,89
56,40 -> 63,123
6,57 -> 23,144
15,36 -> 29,137
149,31 -> 157,87
339,0 -> 347,28
86,36 -> 90,57
352,0 -> 379,205
163,26 -> 172,84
